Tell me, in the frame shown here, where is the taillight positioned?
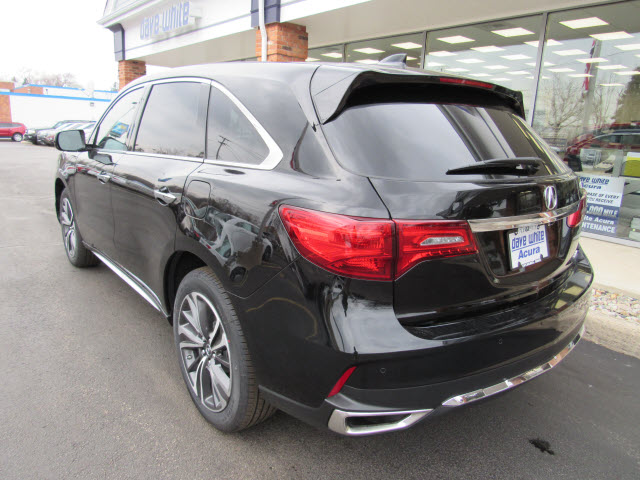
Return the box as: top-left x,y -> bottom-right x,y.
278,206 -> 394,281
279,206 -> 478,281
395,221 -> 477,277
567,196 -> 587,228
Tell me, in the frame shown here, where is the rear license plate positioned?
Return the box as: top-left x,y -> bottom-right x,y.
508,224 -> 549,270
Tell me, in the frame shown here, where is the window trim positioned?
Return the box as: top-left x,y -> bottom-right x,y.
204,79 -> 283,170
107,77 -> 283,169
91,85 -> 146,152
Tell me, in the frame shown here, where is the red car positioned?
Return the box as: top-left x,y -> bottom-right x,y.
0,122 -> 26,142
563,130 -> 640,171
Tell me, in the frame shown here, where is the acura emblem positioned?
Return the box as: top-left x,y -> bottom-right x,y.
543,186 -> 557,210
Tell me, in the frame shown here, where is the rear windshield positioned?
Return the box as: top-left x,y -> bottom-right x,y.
322,102 -> 568,181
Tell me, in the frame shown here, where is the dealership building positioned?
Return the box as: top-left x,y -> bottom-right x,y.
99,0 -> 639,245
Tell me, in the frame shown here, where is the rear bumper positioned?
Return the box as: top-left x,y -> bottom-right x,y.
258,247 -> 591,434
261,318 -> 587,435
327,324 -> 584,435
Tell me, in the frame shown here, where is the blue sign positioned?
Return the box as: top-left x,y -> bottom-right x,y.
578,174 -> 625,236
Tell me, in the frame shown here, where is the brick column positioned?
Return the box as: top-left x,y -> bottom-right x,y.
0,81 -> 14,122
255,23 -> 308,62
118,60 -> 146,90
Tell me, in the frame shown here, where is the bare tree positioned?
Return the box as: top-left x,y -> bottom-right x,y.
591,85 -> 623,128
13,68 -> 80,88
541,74 -> 585,138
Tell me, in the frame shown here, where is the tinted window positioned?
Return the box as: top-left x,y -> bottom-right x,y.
95,88 -> 144,151
135,82 -> 208,158
0,123 -> 10,128
206,88 -> 268,165
323,102 -> 568,181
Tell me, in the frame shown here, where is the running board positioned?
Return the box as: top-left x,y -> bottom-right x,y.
89,248 -> 168,317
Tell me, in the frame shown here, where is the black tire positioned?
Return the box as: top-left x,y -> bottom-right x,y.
12,132 -> 23,142
173,267 -> 275,432
59,189 -> 99,267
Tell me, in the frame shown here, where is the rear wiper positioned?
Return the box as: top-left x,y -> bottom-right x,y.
446,157 -> 543,176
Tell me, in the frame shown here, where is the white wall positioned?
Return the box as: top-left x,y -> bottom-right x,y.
8,95 -> 111,128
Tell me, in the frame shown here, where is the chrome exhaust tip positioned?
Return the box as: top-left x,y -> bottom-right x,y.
327,408 -> 432,436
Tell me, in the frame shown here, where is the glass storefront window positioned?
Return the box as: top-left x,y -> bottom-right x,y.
532,1 -> 640,242
346,33 -> 424,68
307,45 -> 344,62
424,15 -> 543,119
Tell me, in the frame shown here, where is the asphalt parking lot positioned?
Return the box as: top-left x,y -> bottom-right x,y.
1,140 -> 639,479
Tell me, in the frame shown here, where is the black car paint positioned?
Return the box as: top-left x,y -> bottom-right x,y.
55,62 -> 592,429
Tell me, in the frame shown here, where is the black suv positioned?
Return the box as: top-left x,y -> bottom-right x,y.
54,61 -> 592,436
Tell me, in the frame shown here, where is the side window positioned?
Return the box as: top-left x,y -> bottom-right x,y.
134,82 -> 208,158
0,123 -> 10,128
95,88 -> 144,151
206,87 -> 269,165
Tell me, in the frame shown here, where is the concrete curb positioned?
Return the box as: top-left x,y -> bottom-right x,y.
592,282 -> 640,301
584,311 -> 640,359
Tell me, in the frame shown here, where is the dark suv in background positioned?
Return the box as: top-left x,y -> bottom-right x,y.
54,60 -> 592,436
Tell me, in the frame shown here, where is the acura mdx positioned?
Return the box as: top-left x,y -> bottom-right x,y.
54,59 -> 593,436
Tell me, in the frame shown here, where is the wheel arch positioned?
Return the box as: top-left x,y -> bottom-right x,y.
54,177 -> 66,220
164,250 -> 208,321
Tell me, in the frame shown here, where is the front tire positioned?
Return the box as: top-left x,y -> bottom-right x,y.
12,133 -> 23,142
174,267 -> 275,432
58,190 -> 98,267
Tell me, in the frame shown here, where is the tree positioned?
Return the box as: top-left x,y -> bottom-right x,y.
13,68 -> 80,88
591,85 -> 623,128
614,68 -> 640,124
541,74 -> 585,138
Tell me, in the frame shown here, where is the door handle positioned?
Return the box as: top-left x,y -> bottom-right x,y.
97,172 -> 111,183
154,188 -> 178,205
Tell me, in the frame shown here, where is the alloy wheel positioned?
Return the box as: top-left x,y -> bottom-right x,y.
60,197 -> 77,258
178,292 -> 232,412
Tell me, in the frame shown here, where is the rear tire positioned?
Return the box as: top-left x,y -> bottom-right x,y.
174,267 -> 275,432
12,133 -> 23,142
59,189 -> 99,268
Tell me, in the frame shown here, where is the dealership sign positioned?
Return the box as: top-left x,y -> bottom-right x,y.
578,174 -> 625,236
140,1 -> 194,40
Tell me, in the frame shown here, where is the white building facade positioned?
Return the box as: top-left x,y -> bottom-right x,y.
98,0 -> 640,245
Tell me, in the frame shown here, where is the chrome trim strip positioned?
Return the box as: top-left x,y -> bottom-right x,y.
442,325 -> 584,407
468,202 -> 577,232
327,408 -> 432,436
91,249 -> 168,316
119,150 -> 204,163
110,77 -> 283,170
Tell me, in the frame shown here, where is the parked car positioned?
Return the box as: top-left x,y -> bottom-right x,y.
563,130 -> 640,172
31,120 -> 91,145
0,122 -> 26,141
54,61 -> 592,436
43,122 -> 96,146
26,119 -> 91,144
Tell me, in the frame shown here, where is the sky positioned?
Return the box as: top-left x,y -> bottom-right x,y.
1,1 -> 120,90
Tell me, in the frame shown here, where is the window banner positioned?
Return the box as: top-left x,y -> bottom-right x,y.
578,174 -> 625,236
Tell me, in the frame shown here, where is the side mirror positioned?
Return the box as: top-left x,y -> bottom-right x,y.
56,130 -> 87,152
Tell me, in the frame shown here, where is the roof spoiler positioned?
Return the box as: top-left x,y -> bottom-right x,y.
310,67 -> 526,124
